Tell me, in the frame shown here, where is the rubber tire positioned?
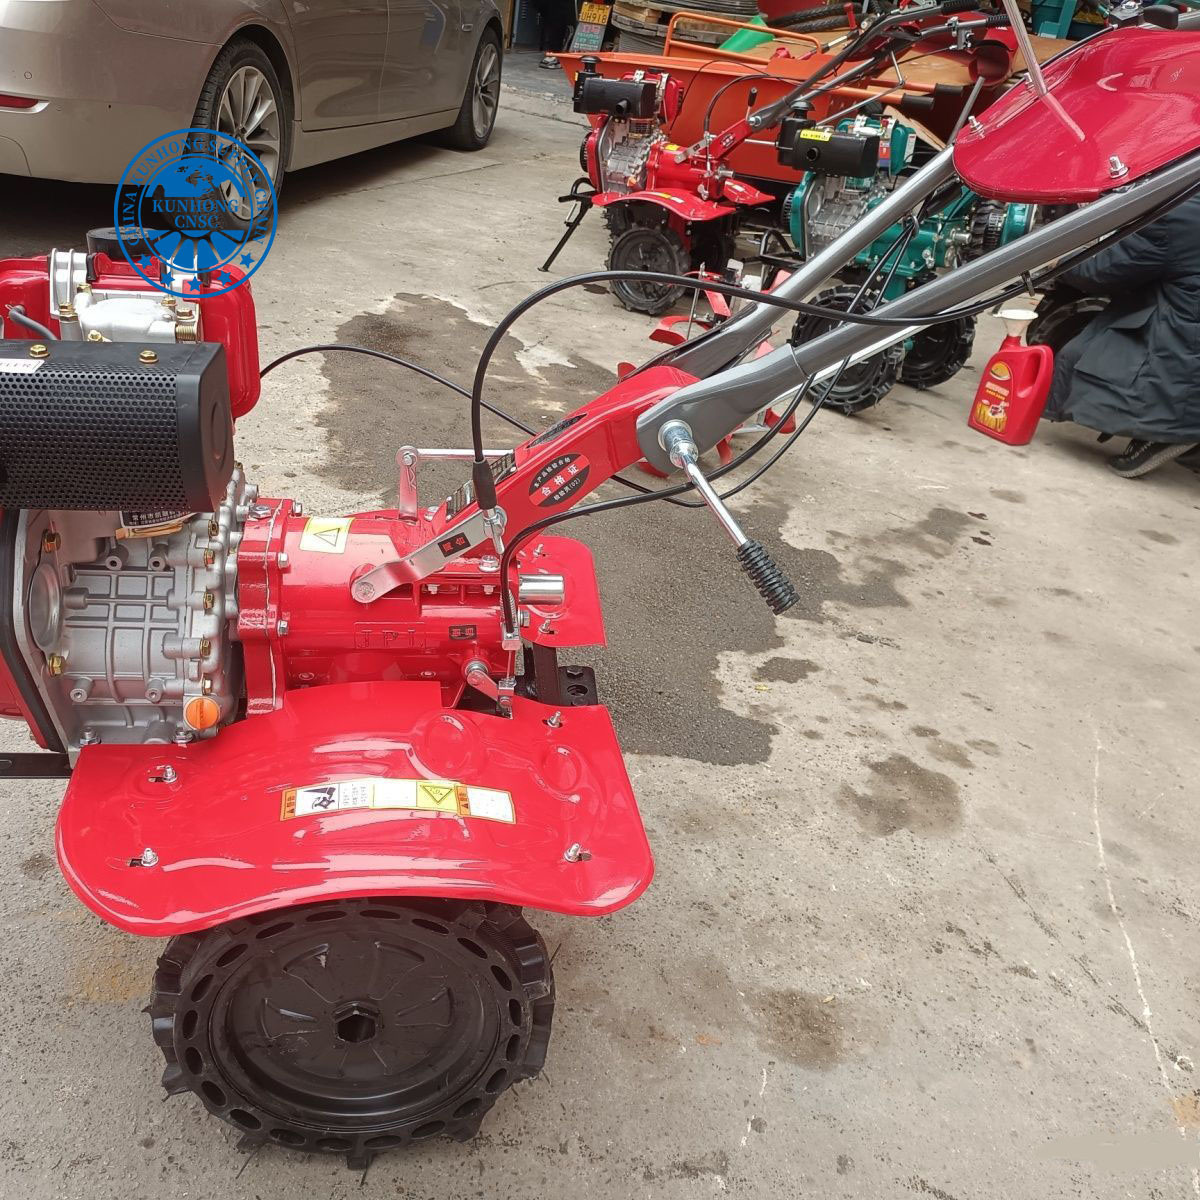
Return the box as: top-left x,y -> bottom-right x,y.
790,285 -> 903,415
438,29 -> 502,151
899,316 -> 976,390
148,898 -> 554,1168
607,223 -> 690,315
1027,291 -> 1110,355
191,38 -> 292,202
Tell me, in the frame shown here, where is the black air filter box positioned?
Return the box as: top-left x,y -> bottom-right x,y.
0,340 -> 232,511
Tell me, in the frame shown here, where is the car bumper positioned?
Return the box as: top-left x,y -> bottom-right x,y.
0,0 -> 218,184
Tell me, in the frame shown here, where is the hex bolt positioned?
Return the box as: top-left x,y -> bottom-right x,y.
545,710 -> 563,728
57,302 -> 76,321
47,653 -> 66,676
249,504 -> 272,521
160,766 -> 178,784
277,552 -> 289,569
563,843 -> 592,863
197,637 -> 212,657
41,530 -> 61,553
172,730 -> 194,746
79,729 -> 100,747
201,678 -> 213,695
1109,154 -> 1129,179
208,518 -> 220,538
203,591 -> 215,611
479,555 -> 500,573
140,847 -> 159,866
277,619 -> 289,636
139,349 -> 158,364
28,343 -> 48,358
293,502 -> 304,517
85,330 -> 104,342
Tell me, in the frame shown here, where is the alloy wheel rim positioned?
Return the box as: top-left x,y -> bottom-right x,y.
215,65 -> 281,217
472,44 -> 501,140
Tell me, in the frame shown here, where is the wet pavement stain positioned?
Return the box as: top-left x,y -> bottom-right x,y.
840,754 -> 963,836
1140,529 -> 1180,545
925,738 -> 974,769
317,294 -> 616,500
18,852 -> 53,880
757,657 -> 820,683
749,988 -> 846,1069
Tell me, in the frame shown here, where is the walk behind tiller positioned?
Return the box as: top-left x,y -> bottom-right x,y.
0,1 -> 1197,1166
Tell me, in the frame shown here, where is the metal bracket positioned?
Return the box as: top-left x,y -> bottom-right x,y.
464,659 -> 515,717
351,506 -> 508,604
0,752 -> 72,779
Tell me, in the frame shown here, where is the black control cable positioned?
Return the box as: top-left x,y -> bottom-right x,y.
3,305 -> 58,341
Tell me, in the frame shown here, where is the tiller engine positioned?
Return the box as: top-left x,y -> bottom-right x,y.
546,0 -> 1038,405
1,0 -> 1199,1167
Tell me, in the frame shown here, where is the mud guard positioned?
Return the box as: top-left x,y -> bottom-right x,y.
593,189 -> 738,222
56,682 -> 654,936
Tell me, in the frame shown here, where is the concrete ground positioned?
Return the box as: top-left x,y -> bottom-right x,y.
1,60 -> 1199,1200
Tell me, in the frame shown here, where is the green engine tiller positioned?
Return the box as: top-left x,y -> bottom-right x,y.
0,1 -> 1197,1165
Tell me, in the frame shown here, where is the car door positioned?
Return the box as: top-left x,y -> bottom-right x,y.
283,0 -> 389,129
378,0 -> 464,119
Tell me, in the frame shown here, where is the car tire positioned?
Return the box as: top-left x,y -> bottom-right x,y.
192,38 -> 292,202
439,29 -> 502,151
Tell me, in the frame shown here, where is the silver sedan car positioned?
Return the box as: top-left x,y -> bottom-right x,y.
0,0 -> 503,190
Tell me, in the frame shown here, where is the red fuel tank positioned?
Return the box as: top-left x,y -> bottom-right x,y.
967,309 -> 1054,446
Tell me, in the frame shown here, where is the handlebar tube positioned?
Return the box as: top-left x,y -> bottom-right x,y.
634,149 -> 1200,472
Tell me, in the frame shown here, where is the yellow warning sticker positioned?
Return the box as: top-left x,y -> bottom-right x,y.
298,516 -> 351,554
799,128 -> 833,142
280,778 -> 515,824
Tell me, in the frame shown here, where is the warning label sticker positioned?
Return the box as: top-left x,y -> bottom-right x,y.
280,778 -> 515,824
299,517 -> 351,554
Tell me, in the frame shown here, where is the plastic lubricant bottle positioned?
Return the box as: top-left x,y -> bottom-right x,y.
967,308 -> 1054,446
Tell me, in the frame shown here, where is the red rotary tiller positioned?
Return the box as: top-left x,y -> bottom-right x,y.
0,2 -> 1197,1166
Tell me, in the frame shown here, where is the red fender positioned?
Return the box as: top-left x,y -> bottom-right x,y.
592,189 -> 738,222
56,682 -> 654,936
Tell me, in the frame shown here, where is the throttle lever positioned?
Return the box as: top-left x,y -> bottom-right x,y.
659,420 -> 799,615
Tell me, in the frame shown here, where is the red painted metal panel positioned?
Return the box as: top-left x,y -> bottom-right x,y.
955,28 -> 1200,203
593,189 -> 739,221
56,681 -> 654,935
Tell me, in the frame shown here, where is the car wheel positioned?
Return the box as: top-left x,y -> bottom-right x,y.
192,38 -> 291,203
439,29 -> 502,151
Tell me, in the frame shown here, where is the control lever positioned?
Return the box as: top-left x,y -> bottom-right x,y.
658,421 -> 799,615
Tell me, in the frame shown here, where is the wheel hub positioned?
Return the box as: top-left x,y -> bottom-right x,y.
334,1002 -> 380,1045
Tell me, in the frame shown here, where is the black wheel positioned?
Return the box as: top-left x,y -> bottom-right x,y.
899,316 -> 976,390
1026,289 -> 1109,355
790,285 -> 903,415
964,200 -> 1008,262
604,205 -> 633,237
439,29 -> 502,150
607,223 -> 690,315
192,38 -> 291,202
149,898 -> 554,1168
